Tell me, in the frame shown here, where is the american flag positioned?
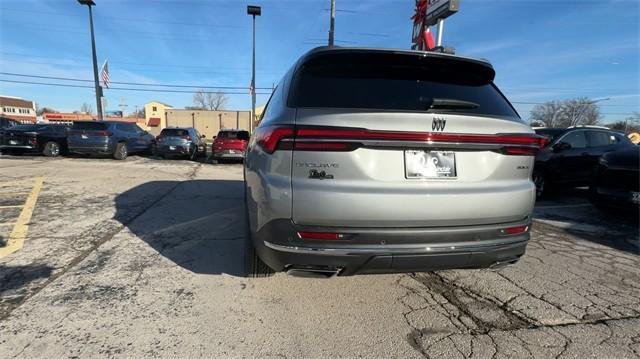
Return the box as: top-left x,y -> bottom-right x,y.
101,60 -> 110,88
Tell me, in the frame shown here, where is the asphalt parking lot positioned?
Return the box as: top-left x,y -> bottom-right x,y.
0,154 -> 638,358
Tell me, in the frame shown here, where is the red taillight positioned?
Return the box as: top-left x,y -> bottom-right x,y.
255,125 -> 546,156
297,231 -> 341,240
255,126 -> 295,154
501,225 -> 529,236
93,131 -> 113,137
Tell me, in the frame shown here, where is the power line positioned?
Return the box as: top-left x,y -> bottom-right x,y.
0,79 -> 271,95
0,72 -> 272,90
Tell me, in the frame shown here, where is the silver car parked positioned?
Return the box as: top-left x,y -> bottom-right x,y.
244,47 -> 547,277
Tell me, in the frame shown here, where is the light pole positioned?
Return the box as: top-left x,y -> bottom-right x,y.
77,0 -> 103,121
247,5 -> 261,134
328,0 -> 335,46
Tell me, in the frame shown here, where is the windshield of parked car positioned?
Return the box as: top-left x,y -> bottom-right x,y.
291,52 -> 520,120
160,128 -> 189,137
72,122 -> 108,131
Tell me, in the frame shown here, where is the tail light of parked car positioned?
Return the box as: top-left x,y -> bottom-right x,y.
254,125 -> 547,156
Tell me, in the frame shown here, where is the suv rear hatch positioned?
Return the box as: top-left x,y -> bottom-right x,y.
280,50 -> 543,227
0,125 -> 44,148
214,131 -> 248,152
158,128 -> 191,146
68,122 -> 111,147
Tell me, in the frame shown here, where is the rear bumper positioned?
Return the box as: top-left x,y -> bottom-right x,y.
68,144 -> 113,154
213,151 -> 244,159
252,219 -> 531,276
590,186 -> 640,209
157,145 -> 192,155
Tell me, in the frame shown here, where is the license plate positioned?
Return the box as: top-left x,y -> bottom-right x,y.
169,146 -> 176,150
9,140 -> 18,145
405,150 -> 456,179
632,192 -> 640,204
81,135 -> 88,139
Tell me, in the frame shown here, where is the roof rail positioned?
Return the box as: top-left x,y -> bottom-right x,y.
567,125 -> 610,130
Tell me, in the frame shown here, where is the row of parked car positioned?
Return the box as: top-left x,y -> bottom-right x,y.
533,125 -> 639,209
0,118 -> 250,162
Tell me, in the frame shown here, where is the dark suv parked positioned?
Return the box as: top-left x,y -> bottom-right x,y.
533,126 -> 634,197
155,127 -> 207,159
0,123 -> 69,157
67,121 -> 155,160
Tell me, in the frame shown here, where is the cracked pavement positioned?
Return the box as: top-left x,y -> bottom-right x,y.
0,155 -> 638,358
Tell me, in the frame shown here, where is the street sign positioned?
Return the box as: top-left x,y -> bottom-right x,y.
425,0 -> 459,27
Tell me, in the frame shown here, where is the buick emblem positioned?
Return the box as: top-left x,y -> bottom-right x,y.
432,117 -> 446,131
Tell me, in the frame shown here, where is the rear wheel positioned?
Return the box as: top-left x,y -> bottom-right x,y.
43,141 -> 61,157
114,142 -> 128,160
244,189 -> 274,278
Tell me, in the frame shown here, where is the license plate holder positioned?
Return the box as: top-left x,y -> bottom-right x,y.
405,150 -> 457,179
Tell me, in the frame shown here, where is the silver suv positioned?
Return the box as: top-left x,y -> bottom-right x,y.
244,47 -> 546,277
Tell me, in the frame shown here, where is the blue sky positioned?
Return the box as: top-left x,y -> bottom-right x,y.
0,0 -> 638,123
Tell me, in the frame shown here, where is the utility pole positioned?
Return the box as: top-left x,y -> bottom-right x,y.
118,97 -> 128,117
328,0 -> 336,46
247,5 -> 261,134
77,0 -> 103,121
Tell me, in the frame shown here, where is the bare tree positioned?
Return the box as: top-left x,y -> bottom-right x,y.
608,112 -> 640,133
530,100 -> 564,127
562,98 -> 601,127
192,90 -> 228,111
80,103 -> 93,114
529,98 -> 602,128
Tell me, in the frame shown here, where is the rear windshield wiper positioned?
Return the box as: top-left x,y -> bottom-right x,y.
428,98 -> 480,111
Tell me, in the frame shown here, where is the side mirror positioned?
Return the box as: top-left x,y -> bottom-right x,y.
553,142 -> 571,152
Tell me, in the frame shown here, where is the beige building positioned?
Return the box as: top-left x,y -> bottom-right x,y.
0,96 -> 36,123
144,101 -> 173,134
164,109 -> 251,138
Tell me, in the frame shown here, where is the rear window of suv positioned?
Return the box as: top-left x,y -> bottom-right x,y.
290,52 -> 520,120
160,129 -> 189,137
217,131 -> 245,139
72,122 -> 108,131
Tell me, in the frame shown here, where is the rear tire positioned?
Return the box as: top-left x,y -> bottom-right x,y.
244,189 -> 274,278
114,142 -> 128,160
43,141 -> 61,157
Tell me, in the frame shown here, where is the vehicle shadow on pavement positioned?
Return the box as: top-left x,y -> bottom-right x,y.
0,264 -> 53,316
534,188 -> 639,254
113,179 -> 248,276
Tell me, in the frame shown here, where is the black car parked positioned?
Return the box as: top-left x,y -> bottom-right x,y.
533,126 -> 634,197
590,146 -> 639,211
0,123 -> 69,157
